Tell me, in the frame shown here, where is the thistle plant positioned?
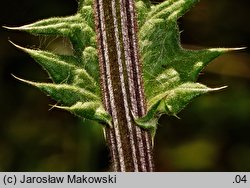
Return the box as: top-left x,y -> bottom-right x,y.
5,0 -> 239,171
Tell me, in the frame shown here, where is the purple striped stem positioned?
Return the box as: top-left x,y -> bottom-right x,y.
93,0 -> 154,171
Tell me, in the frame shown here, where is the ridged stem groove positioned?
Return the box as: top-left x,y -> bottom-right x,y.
94,0 -> 154,171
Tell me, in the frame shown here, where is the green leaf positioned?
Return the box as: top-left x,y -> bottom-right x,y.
148,83 -> 226,116
6,0 -> 111,126
79,3 -> 95,29
13,77 -> 99,106
11,42 -> 99,93
56,102 -> 112,126
13,75 -> 110,124
135,1 -> 150,28
82,46 -> 99,82
147,0 -> 199,20
7,0 -> 240,132
5,14 -> 95,55
136,0 -> 238,130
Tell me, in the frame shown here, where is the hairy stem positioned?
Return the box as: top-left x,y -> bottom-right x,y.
94,0 -> 154,171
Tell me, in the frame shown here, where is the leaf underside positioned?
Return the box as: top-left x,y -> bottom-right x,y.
7,0 -> 235,131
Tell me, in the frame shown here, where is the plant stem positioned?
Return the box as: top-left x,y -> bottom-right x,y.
93,0 -> 154,171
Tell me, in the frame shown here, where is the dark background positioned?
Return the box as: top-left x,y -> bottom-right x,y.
0,0 -> 249,171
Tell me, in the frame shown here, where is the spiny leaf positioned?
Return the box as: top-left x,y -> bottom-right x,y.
136,1 -> 150,28
79,4 -> 94,29
144,48 -> 234,99
11,42 -> 99,93
11,42 -> 78,82
82,46 -> 99,82
14,76 -> 99,106
136,0 -> 238,131
56,102 -> 112,126
6,0 -> 109,126
82,0 -> 93,6
147,0 -> 199,20
5,14 -> 95,55
7,0 -> 239,132
148,83 -> 227,116
13,74 -> 109,124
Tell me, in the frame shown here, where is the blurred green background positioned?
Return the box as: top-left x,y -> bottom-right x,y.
0,0 -> 249,171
